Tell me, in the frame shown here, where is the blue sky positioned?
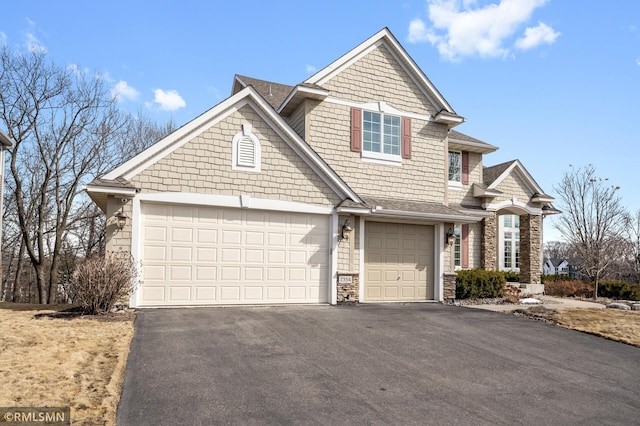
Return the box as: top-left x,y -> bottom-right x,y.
3,0 -> 640,242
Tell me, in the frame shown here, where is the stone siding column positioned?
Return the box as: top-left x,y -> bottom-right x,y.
443,273 -> 456,301
481,213 -> 497,270
520,214 -> 541,284
337,273 -> 359,303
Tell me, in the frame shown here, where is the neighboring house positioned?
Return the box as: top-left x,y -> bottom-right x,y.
87,28 -> 557,307
544,258 -> 570,276
0,131 -> 13,283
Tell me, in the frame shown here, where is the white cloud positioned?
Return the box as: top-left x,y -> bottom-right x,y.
0,32 -> 7,46
408,0 -> 558,61
24,18 -> 47,53
515,22 -> 560,50
111,80 -> 140,102
153,89 -> 185,111
636,58 -> 640,67
26,32 -> 46,53
305,64 -> 317,74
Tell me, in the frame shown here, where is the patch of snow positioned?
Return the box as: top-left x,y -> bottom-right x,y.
520,298 -> 542,305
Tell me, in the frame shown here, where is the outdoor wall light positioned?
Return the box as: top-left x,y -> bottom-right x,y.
341,219 -> 353,240
115,211 -> 129,230
446,227 -> 456,246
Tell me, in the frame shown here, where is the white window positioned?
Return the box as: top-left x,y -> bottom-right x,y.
453,224 -> 462,269
499,215 -> 520,271
232,123 -> 261,172
362,111 -> 401,163
448,150 -> 461,185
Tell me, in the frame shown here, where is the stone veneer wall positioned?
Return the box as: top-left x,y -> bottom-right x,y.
337,273 -> 359,304
443,273 -> 456,301
519,214 -> 541,284
481,214 -> 497,270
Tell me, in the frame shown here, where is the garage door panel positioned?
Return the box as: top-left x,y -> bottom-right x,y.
196,247 -> 216,262
145,227 -> 167,242
144,246 -> 166,261
169,266 -> 191,280
169,286 -> 191,301
220,286 -> 241,301
245,231 -> 264,245
170,247 -> 192,262
140,203 -> 328,306
221,248 -> 241,262
195,266 -> 216,280
195,287 -> 216,301
245,267 -> 264,281
365,222 -> 434,302
171,228 -> 193,243
143,265 -> 166,280
197,229 -> 217,244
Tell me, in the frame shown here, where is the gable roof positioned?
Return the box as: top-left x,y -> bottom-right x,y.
449,129 -> 498,154
301,27 -> 463,124
88,86 -> 361,210
233,75 -> 294,110
483,160 -> 554,202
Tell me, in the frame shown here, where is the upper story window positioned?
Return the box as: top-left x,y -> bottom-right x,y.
363,111 -> 400,156
232,123 -> 261,173
448,150 -> 468,188
448,150 -> 461,183
351,107 -> 411,166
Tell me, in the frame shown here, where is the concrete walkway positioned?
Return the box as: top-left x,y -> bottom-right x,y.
465,295 -> 606,312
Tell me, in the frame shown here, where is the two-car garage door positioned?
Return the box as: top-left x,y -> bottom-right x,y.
139,203 -> 329,306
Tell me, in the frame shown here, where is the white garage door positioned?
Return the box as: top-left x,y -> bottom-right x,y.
139,203 -> 329,306
364,222 -> 434,301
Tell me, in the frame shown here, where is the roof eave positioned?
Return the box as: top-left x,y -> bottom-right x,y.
278,86 -> 329,116
434,111 -> 465,128
0,130 -> 14,149
449,138 -> 498,154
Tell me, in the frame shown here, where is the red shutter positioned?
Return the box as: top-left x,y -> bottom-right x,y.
401,116 -> 412,159
461,224 -> 469,268
461,151 -> 469,184
351,108 -> 362,152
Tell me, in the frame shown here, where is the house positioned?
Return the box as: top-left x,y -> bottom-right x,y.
87,28 -> 556,307
544,258 -> 569,276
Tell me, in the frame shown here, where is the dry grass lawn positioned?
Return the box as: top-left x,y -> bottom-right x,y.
517,305 -> 640,347
0,302 -> 134,425
556,308 -> 640,347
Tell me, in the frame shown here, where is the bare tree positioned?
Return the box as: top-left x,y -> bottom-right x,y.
554,165 -> 626,298
621,210 -> 640,283
0,46 -> 173,303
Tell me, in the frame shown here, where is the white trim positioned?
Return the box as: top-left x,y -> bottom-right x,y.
435,224 -> 444,302
304,29 -> 455,114
323,97 -> 434,122
136,192 -> 334,215
277,85 -> 329,114
330,212 -> 339,305
358,217 -> 365,303
487,198 -> 542,215
487,160 -> 550,200
130,196 -> 142,308
85,185 -> 137,196
361,152 -> 402,166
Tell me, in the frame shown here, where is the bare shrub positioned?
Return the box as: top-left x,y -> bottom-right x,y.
545,280 -> 594,298
504,284 -> 523,304
66,253 -> 138,315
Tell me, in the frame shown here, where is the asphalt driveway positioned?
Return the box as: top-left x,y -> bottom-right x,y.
117,304 -> 639,425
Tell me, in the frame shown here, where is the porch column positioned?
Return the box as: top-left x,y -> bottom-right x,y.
481,213 -> 497,270
519,214 -> 541,284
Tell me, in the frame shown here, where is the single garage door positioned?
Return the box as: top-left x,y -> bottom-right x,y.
364,222 -> 434,301
139,203 -> 329,306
